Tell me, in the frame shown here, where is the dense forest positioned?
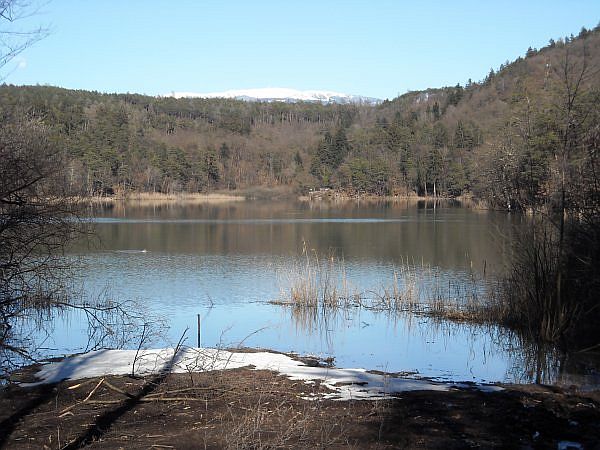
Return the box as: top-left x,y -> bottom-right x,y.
0,25 -> 598,212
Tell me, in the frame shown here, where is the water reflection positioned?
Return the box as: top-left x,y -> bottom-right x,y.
79,199 -> 516,275
37,200 -> 596,387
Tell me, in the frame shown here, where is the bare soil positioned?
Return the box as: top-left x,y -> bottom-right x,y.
1,369 -> 599,449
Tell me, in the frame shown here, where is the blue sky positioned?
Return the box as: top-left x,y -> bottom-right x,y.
4,0 -> 600,99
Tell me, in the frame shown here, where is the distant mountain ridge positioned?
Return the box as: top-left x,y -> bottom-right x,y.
166,87 -> 383,105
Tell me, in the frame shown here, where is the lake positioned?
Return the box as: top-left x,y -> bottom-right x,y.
41,199 -> 599,387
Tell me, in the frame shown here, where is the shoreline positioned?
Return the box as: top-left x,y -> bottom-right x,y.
3,348 -> 599,448
13,347 -> 501,397
80,190 -> 485,207
83,192 -> 247,204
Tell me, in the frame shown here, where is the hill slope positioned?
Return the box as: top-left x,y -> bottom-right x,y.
0,25 -> 598,201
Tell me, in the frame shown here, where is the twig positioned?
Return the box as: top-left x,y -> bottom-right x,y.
102,379 -> 135,398
132,322 -> 149,377
82,378 -> 105,402
59,378 -> 105,415
85,397 -> 208,404
143,386 -> 235,397
67,380 -> 93,390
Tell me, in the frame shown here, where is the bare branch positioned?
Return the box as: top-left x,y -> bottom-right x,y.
0,1 -> 50,77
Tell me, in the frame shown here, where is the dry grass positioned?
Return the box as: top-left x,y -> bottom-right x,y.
279,242 -> 359,310
4,368 -> 600,449
276,247 -> 500,326
223,376 -> 351,449
82,191 -> 246,204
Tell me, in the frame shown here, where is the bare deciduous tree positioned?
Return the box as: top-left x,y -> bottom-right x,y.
0,0 -> 49,77
0,1 -> 158,379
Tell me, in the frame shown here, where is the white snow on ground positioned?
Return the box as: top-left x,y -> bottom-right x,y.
22,347 -> 502,400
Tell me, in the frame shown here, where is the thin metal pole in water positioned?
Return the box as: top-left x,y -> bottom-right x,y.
197,313 -> 201,348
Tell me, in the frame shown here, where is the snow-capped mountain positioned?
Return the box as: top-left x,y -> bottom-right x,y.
166,88 -> 382,105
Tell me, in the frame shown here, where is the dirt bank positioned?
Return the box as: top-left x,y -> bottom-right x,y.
1,369 -> 599,449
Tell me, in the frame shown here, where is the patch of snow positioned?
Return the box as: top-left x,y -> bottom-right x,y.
165,88 -> 382,105
22,347 -> 502,400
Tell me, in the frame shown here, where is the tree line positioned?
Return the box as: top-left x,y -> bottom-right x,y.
2,24 -> 597,205
0,83 -> 489,198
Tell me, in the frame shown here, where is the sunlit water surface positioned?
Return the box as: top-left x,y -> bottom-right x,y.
38,200 -> 600,387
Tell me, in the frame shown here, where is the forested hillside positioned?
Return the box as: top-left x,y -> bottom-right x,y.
1,25 -> 598,208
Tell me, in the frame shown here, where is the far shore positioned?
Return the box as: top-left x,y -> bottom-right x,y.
79,189 -> 486,207
83,192 -> 247,204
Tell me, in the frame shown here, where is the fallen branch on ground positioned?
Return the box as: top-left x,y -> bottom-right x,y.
59,378 -> 105,416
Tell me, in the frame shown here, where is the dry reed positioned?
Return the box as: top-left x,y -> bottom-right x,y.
276,247 -> 500,325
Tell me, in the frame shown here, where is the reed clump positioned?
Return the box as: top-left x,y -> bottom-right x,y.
280,242 -> 358,310
368,266 -> 420,313
277,248 -> 500,325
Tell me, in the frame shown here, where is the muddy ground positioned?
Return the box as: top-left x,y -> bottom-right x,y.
1,368 -> 599,449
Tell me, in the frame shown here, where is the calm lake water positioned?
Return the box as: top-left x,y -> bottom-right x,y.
42,199 -> 599,387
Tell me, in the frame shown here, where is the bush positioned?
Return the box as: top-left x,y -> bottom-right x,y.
501,215 -> 600,348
